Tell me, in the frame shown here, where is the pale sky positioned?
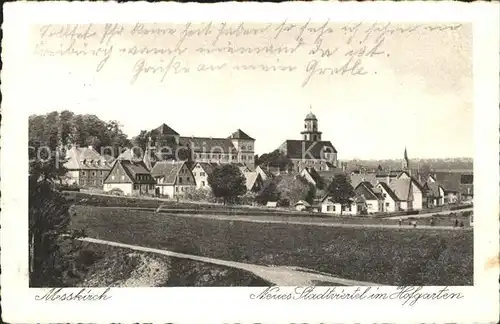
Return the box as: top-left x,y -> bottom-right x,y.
26,21 -> 473,159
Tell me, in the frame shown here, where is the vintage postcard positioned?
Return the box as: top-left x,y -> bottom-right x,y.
1,1 -> 499,323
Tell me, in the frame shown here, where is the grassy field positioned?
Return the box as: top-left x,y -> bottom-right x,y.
72,192 -> 472,227
71,205 -> 473,286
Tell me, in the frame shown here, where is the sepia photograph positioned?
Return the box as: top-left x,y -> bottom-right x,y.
26,20 -> 474,288
1,2 -> 499,323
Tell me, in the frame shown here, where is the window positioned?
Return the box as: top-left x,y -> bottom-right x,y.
232,156 -> 236,160
201,181 -> 205,186
242,155 -> 246,160
82,171 -> 86,176
383,193 -> 387,198
241,145 -> 246,150
200,172 -> 205,177
79,179 -> 85,186
385,202 -> 389,207
327,205 -> 333,211
179,177 -> 183,184
133,184 -> 138,190
176,187 -> 179,192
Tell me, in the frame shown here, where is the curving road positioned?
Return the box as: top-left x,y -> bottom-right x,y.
79,237 -> 378,286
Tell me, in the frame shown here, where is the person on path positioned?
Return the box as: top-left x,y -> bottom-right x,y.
454,219 -> 459,228
430,217 -> 434,226
412,220 -> 417,228
398,217 -> 403,226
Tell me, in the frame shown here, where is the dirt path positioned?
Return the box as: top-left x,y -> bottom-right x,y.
383,207 -> 473,220
79,237 -> 377,286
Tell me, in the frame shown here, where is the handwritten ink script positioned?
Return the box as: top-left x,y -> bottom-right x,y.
250,286 -> 464,306
35,288 -> 112,301
33,21 -> 462,88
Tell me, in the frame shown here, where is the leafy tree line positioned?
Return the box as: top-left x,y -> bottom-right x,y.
29,111 -> 131,157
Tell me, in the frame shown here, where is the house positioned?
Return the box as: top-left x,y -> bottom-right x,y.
266,201 -> 278,208
300,167 -> 345,189
103,159 -> 156,195
255,165 -> 272,181
243,172 -> 263,192
432,171 -> 473,204
375,182 -> 401,213
278,112 -> 338,173
320,193 -> 365,216
62,146 -> 112,188
422,182 -> 445,207
354,181 -> 383,214
150,123 -> 256,169
294,200 -> 311,211
191,162 -> 218,189
375,177 -> 424,212
151,160 -> 196,197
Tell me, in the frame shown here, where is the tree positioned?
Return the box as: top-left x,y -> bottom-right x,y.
29,111 -> 132,158
256,150 -> 293,170
207,164 -> 247,205
255,178 -> 280,205
326,174 -> 355,215
29,149 -> 84,286
276,175 -> 309,207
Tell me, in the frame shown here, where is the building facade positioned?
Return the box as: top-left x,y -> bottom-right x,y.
150,124 -> 256,170
62,146 -> 111,188
278,112 -> 338,173
151,160 -> 196,197
103,160 -> 156,195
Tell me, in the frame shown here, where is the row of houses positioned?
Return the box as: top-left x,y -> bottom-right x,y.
293,150 -> 473,216
62,145 -> 263,197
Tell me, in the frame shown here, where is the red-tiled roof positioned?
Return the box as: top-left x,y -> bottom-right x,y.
282,140 -> 337,159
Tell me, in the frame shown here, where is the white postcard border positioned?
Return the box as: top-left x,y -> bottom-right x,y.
1,2 -> 499,323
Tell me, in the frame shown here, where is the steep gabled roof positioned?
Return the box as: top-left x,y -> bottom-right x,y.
228,129 -> 255,140
104,159 -> 155,184
355,181 -> 379,200
377,182 -> 401,202
244,172 -> 261,191
282,140 -> 337,159
63,146 -> 111,170
154,123 -> 179,136
120,160 -> 156,184
388,179 -> 413,202
150,160 -> 185,185
193,162 -> 218,176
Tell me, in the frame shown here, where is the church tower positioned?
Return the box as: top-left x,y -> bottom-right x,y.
403,147 -> 410,172
301,111 -> 322,141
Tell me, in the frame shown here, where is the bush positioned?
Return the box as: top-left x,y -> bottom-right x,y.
109,188 -> 125,196
183,187 -> 212,202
